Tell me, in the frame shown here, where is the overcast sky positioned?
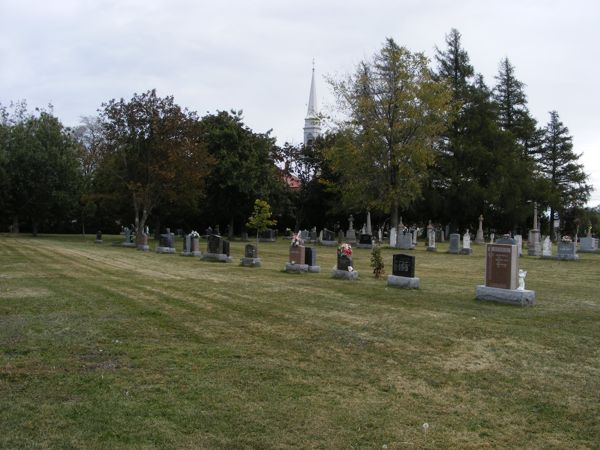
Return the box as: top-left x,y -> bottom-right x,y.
1,0 -> 598,205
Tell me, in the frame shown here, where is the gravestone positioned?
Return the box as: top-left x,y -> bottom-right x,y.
157,229 -> 176,254
514,235 -> 523,257
412,228 -> 418,245
121,227 -> 136,248
304,247 -> 320,272
95,230 -> 103,244
137,233 -> 150,252
557,241 -> 578,260
475,215 -> 485,244
310,228 -> 318,242
495,235 -> 516,245
259,229 -> 276,242
460,232 -> 472,255
389,227 -> 397,247
527,201 -> 542,256
489,233 -> 495,243
475,243 -> 535,306
356,233 -> 373,249
542,236 -> 552,257
346,215 -> 357,243
241,231 -> 249,242
448,233 -> 460,254
396,230 -> 414,250
337,229 -> 345,243
579,236 -> 598,253
321,228 -> 337,246
240,244 -> 261,267
190,234 -> 201,256
300,229 -> 310,241
202,234 -> 232,262
387,254 -> 419,289
332,246 -> 358,280
285,244 -> 308,273
181,234 -> 192,256
426,221 -> 437,252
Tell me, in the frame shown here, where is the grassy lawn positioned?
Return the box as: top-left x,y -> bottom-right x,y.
1,234 -> 599,449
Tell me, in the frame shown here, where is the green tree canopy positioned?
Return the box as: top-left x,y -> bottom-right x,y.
1,103 -> 81,234
537,110 -> 592,232
96,90 -> 214,241
327,38 -> 453,228
200,110 -> 283,236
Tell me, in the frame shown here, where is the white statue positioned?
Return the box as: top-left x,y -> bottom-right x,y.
518,270 -> 527,291
463,231 -> 471,249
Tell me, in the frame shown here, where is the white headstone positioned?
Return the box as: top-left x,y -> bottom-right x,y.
463,232 -> 471,249
389,227 -> 397,247
542,236 -> 552,257
515,235 -> 523,256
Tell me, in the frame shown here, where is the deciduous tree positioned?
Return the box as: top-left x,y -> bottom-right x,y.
327,38 -> 453,228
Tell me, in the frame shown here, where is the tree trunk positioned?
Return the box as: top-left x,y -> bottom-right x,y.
391,200 -> 399,229
31,221 -> 38,237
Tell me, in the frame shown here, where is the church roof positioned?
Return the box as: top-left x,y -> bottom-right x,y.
306,66 -> 318,119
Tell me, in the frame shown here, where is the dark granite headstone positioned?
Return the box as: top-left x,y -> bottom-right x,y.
96,230 -> 102,241
337,254 -> 352,271
448,234 -> 460,253
359,234 -> 372,245
207,234 -> 222,254
305,247 -> 317,266
159,233 -> 171,248
323,229 -> 335,241
245,244 -> 257,258
222,240 -> 230,256
392,254 -> 415,278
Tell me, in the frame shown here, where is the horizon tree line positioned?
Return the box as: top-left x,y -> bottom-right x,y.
0,29 -> 594,238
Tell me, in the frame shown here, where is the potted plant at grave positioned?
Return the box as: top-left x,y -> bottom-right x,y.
337,242 -> 353,271
246,199 -> 277,252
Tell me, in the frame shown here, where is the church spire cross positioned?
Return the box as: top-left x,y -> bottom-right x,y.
303,59 -> 321,145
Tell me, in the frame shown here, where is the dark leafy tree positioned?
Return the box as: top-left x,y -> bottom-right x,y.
537,111 -> 592,233
97,90 -> 214,243
200,110 -> 283,237
1,103 -> 81,234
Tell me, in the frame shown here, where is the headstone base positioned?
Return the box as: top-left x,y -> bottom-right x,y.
460,248 -> 472,255
475,285 -> 535,306
578,248 -> 600,254
181,251 -> 192,256
285,263 -> 309,273
95,240 -> 103,244
426,247 -> 437,252
156,246 -> 176,254
387,275 -> 420,289
555,255 -> 579,261
447,249 -> 459,254
192,251 -> 202,257
201,252 -> 232,263
137,245 -> 150,252
355,243 -> 373,249
121,242 -> 136,248
527,244 -> 541,256
240,257 -> 262,267
332,269 -> 359,280
320,240 -> 338,247
308,265 -> 321,273
396,245 -> 415,250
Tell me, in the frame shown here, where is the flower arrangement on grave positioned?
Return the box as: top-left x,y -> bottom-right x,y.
561,235 -> 572,242
337,243 -> 352,257
190,230 -> 200,239
291,233 -> 304,247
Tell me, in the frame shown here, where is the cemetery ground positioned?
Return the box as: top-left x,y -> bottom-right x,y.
0,235 -> 599,449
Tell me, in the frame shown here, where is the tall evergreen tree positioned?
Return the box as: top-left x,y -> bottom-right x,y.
537,111 -> 591,233
493,58 -> 541,158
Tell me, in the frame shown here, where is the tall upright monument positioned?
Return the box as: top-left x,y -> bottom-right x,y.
303,61 -> 321,145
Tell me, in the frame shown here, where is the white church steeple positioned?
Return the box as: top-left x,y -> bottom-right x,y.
303,60 -> 321,145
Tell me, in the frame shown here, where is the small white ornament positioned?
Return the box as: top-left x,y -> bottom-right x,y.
518,270 -> 527,291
